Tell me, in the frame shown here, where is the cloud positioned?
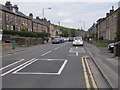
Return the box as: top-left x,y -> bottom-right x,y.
57,12 -> 70,17
62,18 -> 74,23
0,0 -> 119,2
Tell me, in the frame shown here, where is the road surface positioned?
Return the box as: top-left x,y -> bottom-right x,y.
1,42 -> 109,88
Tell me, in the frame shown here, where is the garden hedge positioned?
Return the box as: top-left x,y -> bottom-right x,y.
3,30 -> 45,38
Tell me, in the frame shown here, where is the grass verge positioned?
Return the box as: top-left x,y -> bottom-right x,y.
94,42 -> 110,47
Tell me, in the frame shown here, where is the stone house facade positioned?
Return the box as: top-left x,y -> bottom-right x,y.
97,7 -> 119,40
0,1 -> 51,34
88,23 -> 97,39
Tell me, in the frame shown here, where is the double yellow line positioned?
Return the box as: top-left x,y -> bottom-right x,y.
82,56 -> 98,90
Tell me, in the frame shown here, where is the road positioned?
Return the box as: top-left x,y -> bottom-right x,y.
1,42 -> 109,88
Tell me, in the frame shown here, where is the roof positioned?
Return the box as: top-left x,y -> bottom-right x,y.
0,4 -> 30,19
0,3 -> 50,26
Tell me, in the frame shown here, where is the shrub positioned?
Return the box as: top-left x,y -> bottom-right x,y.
3,30 -> 45,38
37,32 -> 45,38
21,28 -> 28,31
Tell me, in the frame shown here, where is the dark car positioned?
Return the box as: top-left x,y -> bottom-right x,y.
108,43 -> 114,53
52,38 -> 60,44
69,37 -> 74,42
108,41 -> 120,53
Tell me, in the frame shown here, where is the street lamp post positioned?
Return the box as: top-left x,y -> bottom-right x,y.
42,8 -> 51,33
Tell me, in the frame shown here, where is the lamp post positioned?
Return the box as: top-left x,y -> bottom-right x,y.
42,8 -> 51,33
42,8 -> 51,19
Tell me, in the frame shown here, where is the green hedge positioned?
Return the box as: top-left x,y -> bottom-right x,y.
3,30 -> 45,38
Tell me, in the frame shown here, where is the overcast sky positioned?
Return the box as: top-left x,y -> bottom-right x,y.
0,0 -> 119,31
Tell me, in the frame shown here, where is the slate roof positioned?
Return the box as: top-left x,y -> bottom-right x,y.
0,3 -> 50,26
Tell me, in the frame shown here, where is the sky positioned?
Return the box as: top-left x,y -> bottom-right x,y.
0,0 -> 120,31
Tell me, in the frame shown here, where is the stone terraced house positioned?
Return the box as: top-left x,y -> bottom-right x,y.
0,1 -> 51,34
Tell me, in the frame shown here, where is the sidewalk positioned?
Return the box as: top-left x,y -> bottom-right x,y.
85,42 -> 119,89
2,46 -> 26,56
2,43 -> 46,56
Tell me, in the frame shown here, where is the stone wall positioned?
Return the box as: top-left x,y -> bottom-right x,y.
2,35 -> 44,47
2,43 -> 12,50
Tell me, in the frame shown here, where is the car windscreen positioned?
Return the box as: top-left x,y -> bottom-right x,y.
74,37 -> 82,40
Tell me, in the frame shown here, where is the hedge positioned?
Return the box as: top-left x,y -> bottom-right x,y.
3,30 -> 45,38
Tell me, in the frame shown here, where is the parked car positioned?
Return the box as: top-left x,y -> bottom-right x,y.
108,41 -> 120,53
69,37 -> 74,42
108,43 -> 115,53
63,38 -> 67,42
73,37 -> 84,46
52,38 -> 60,44
59,38 -> 64,43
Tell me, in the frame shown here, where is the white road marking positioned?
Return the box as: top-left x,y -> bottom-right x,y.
54,47 -> 59,50
69,47 -> 85,56
12,59 -> 68,75
85,47 -> 93,58
12,59 -> 38,74
76,52 -> 79,56
12,72 -> 59,75
41,51 -> 52,56
1,58 -> 35,77
57,60 -> 68,74
53,43 -> 66,51
82,48 -> 86,53
0,59 -> 25,71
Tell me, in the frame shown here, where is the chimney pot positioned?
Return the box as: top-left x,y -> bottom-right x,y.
106,13 -> 110,17
14,5 -> 19,12
29,13 -> 33,18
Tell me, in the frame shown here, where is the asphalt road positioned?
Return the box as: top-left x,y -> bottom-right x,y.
1,42 -> 109,88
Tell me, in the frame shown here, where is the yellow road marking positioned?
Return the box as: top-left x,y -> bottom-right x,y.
85,56 -> 98,89
82,56 -> 90,90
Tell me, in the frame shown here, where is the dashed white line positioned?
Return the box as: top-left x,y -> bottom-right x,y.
0,59 -> 25,71
76,52 -> 79,56
1,58 -> 35,77
54,47 -> 59,50
41,51 -> 52,56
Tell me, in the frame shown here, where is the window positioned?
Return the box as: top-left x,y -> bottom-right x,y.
6,14 -> 9,21
7,25 -> 9,30
15,17 -> 17,23
11,26 -> 13,30
10,16 -> 13,22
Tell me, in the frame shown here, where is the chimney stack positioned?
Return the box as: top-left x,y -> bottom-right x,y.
5,1 -> 12,10
13,5 -> 19,12
106,13 -> 110,17
110,6 -> 114,14
36,16 -> 40,20
29,13 -> 33,19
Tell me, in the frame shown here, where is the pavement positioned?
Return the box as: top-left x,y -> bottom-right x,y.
1,42 -> 118,89
2,44 -> 43,57
85,42 -> 119,89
